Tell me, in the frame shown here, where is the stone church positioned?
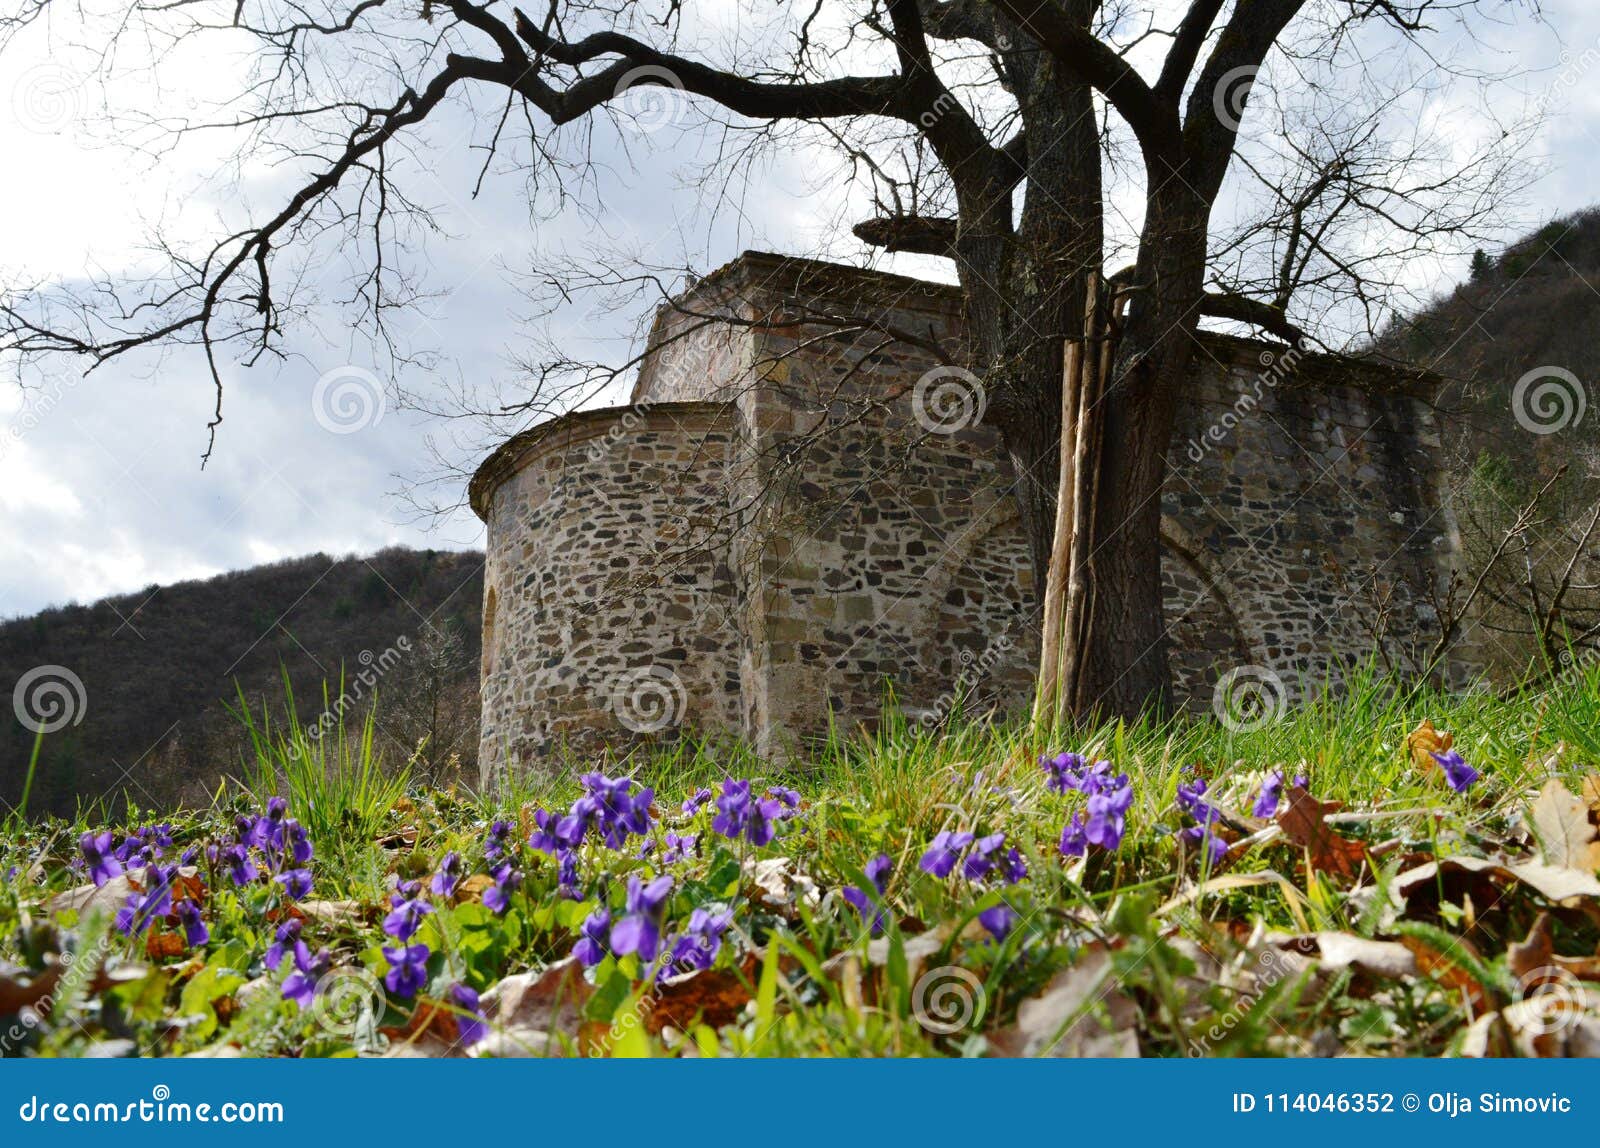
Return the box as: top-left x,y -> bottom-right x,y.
469,253 -> 1457,780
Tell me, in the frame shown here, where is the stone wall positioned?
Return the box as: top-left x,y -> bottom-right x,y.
472,253 -> 1457,777
471,402 -> 744,780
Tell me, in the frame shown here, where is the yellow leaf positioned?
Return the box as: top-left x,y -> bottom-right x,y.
1405,718 -> 1453,776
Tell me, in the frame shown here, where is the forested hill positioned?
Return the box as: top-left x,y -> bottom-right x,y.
1378,206 -> 1600,471
1,547 -> 484,818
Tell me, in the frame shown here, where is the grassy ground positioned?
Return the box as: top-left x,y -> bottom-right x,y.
2,665 -> 1599,1058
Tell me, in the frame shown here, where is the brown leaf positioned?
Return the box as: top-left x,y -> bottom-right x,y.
1581,775 -> 1600,817
381,997 -> 469,1058
1275,786 -> 1369,882
456,873 -> 496,902
645,955 -> 756,1034
1399,932 -> 1493,1013
1271,932 -> 1418,980
472,958 -> 594,1058
990,946 -> 1140,1058
0,965 -> 62,1015
144,931 -> 185,961
1507,912 -> 1556,983
1406,719 -> 1453,776
1529,779 -> 1598,872
1393,856 -> 1600,908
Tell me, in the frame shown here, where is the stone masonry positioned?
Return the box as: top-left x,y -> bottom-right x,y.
470,253 -> 1459,781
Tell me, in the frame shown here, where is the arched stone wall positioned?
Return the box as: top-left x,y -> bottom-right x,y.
472,402 -> 744,782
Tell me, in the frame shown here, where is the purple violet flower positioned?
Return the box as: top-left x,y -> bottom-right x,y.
482,862 -> 522,915
1084,775 -> 1132,850
999,846 -> 1028,885
1182,825 -> 1229,867
609,874 -> 674,963
1253,770 -> 1285,818
265,920 -> 303,972
176,900 -> 209,947
383,943 -> 431,999
285,820 -> 313,865
573,908 -> 611,968
978,902 -> 1020,942
430,851 -> 462,898
682,787 -> 713,815
711,779 -> 781,847
662,832 -> 698,865
275,868 -> 314,902
1431,750 -> 1480,794
1058,815 -> 1088,858
484,820 -> 512,863
527,809 -> 562,855
1041,751 -> 1088,795
282,944 -> 329,1010
962,833 -> 1006,881
384,891 -> 434,942
223,844 -> 258,887
842,852 -> 892,936
669,907 -> 734,973
79,831 -> 123,888
918,830 -> 974,878
450,983 -> 489,1047
114,864 -> 176,936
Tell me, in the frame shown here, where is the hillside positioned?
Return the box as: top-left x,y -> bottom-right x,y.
1379,206 -> 1600,470
1376,208 -> 1600,677
1,547 -> 484,817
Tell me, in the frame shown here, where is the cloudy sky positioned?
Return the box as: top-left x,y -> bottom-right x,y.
0,0 -> 1596,619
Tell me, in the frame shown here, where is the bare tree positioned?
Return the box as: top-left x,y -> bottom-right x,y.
0,0 -> 1537,720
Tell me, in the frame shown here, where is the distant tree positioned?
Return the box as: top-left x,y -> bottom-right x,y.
1470,249 -> 1495,283
0,0 -> 1537,720
380,622 -> 478,785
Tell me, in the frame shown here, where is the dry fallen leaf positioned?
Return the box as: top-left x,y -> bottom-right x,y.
472,958 -> 594,1058
144,931 -> 185,961
990,945 -> 1140,1058
645,954 -> 757,1034
1400,932 -> 1493,1013
1406,719 -> 1453,776
1507,912 -> 1556,983
1393,855 -> 1600,908
1270,931 -> 1418,980
1529,779 -> 1599,873
1276,786 -> 1369,882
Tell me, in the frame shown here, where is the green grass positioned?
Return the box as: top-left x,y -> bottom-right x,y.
1,663 -> 1597,1058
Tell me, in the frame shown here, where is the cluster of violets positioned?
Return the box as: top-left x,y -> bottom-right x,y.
918,830 -> 1029,941
78,824 -> 209,946
1042,753 -> 1133,857
557,775 -> 799,978
1175,777 -> 1230,866
211,797 -> 315,902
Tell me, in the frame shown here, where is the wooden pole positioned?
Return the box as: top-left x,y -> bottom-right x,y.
1055,273 -> 1104,723
1032,335 -> 1083,726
